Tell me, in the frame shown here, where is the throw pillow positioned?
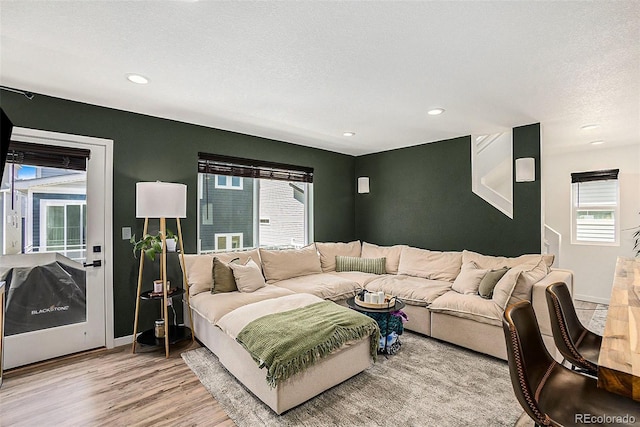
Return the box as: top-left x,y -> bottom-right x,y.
452,261 -> 489,294
478,267 -> 509,299
335,256 -> 386,274
228,257 -> 266,293
211,257 -> 239,294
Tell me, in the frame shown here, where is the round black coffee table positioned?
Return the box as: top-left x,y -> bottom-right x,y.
346,296 -> 405,354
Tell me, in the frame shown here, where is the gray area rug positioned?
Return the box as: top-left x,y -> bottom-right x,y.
182,332 -> 522,426
587,304 -> 608,335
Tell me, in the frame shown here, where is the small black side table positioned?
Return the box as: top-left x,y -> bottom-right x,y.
135,288 -> 192,350
346,296 -> 405,354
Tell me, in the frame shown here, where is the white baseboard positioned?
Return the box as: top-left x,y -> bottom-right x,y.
113,335 -> 133,347
574,294 -> 610,305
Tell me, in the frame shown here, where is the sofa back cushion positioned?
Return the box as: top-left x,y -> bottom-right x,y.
361,242 -> 404,274
462,250 -> 554,270
315,241 -> 362,272
183,254 -> 214,296
259,244 -> 322,283
398,246 -> 462,282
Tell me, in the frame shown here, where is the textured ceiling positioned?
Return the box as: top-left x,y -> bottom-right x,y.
1,1 -> 638,156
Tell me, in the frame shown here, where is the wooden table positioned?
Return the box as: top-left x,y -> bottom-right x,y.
597,256 -> 640,401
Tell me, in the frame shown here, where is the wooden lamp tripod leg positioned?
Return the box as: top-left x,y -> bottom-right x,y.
131,217 -> 149,354
160,217 -> 170,358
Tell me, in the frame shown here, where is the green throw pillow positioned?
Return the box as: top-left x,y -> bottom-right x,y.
211,257 -> 240,294
478,267 -> 509,299
335,256 -> 386,275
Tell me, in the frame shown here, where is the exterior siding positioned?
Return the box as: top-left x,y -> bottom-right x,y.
32,193 -> 86,249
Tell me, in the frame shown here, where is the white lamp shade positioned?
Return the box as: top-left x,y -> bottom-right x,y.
358,177 -> 370,194
136,181 -> 187,218
515,158 -> 536,182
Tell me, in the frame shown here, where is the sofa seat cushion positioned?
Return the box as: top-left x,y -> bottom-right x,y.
270,273 -> 361,301
397,246 -> 462,282
315,241 -> 362,272
428,291 -> 502,327
364,275 -> 452,307
328,271 -> 379,287
190,285 -> 295,324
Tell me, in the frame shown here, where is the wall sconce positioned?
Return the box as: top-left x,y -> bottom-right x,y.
515,158 -> 535,182
357,177 -> 370,194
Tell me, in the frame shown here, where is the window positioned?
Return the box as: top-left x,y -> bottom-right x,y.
197,153 -> 313,253
215,233 -> 243,251
215,175 -> 243,190
40,200 -> 87,255
571,169 -> 619,245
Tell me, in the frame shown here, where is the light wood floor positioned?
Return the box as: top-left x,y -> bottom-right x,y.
0,340 -> 235,427
0,300 -> 603,427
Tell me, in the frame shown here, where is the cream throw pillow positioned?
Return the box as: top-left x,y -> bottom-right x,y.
259,244 -> 322,283
315,241 -> 362,272
361,242 -> 404,274
452,261 -> 489,294
229,258 -> 266,292
492,258 -> 548,310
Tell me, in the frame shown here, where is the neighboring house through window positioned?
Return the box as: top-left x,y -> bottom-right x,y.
571,169 -> 619,245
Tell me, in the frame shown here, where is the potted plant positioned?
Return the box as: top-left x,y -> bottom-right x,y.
130,229 -> 178,261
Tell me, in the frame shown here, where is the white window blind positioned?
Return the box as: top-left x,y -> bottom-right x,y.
571,169 -> 619,245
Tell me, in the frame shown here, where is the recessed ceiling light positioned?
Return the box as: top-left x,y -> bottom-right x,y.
343,132 -> 355,137
590,140 -> 605,145
581,124 -> 600,130
126,73 -> 149,84
427,108 -> 445,116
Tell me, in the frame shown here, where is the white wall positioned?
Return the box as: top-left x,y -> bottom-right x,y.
544,143 -> 640,303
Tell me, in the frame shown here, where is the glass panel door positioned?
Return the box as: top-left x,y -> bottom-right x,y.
0,129 -> 107,369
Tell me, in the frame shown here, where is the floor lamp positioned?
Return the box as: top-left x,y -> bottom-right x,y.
131,181 -> 195,357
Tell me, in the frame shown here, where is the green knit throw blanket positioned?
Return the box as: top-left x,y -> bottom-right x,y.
236,301 -> 380,388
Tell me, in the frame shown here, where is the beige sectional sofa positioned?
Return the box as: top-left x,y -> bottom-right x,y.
184,240 -> 572,362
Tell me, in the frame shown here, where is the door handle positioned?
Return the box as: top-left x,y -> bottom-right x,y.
83,260 -> 102,268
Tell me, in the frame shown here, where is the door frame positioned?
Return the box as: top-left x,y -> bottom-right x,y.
10,127 -> 115,349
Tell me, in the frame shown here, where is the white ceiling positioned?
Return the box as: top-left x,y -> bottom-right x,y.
1,1 -> 638,156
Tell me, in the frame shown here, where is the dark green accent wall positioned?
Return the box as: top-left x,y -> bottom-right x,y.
1,92 -> 356,337
354,123 -> 541,256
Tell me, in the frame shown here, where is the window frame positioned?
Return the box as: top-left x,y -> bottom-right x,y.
214,175 -> 243,190
214,232 -> 243,251
196,154 -> 314,254
570,173 -> 620,246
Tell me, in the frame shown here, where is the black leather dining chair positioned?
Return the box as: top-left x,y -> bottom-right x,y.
545,282 -> 601,376
502,301 -> 639,427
